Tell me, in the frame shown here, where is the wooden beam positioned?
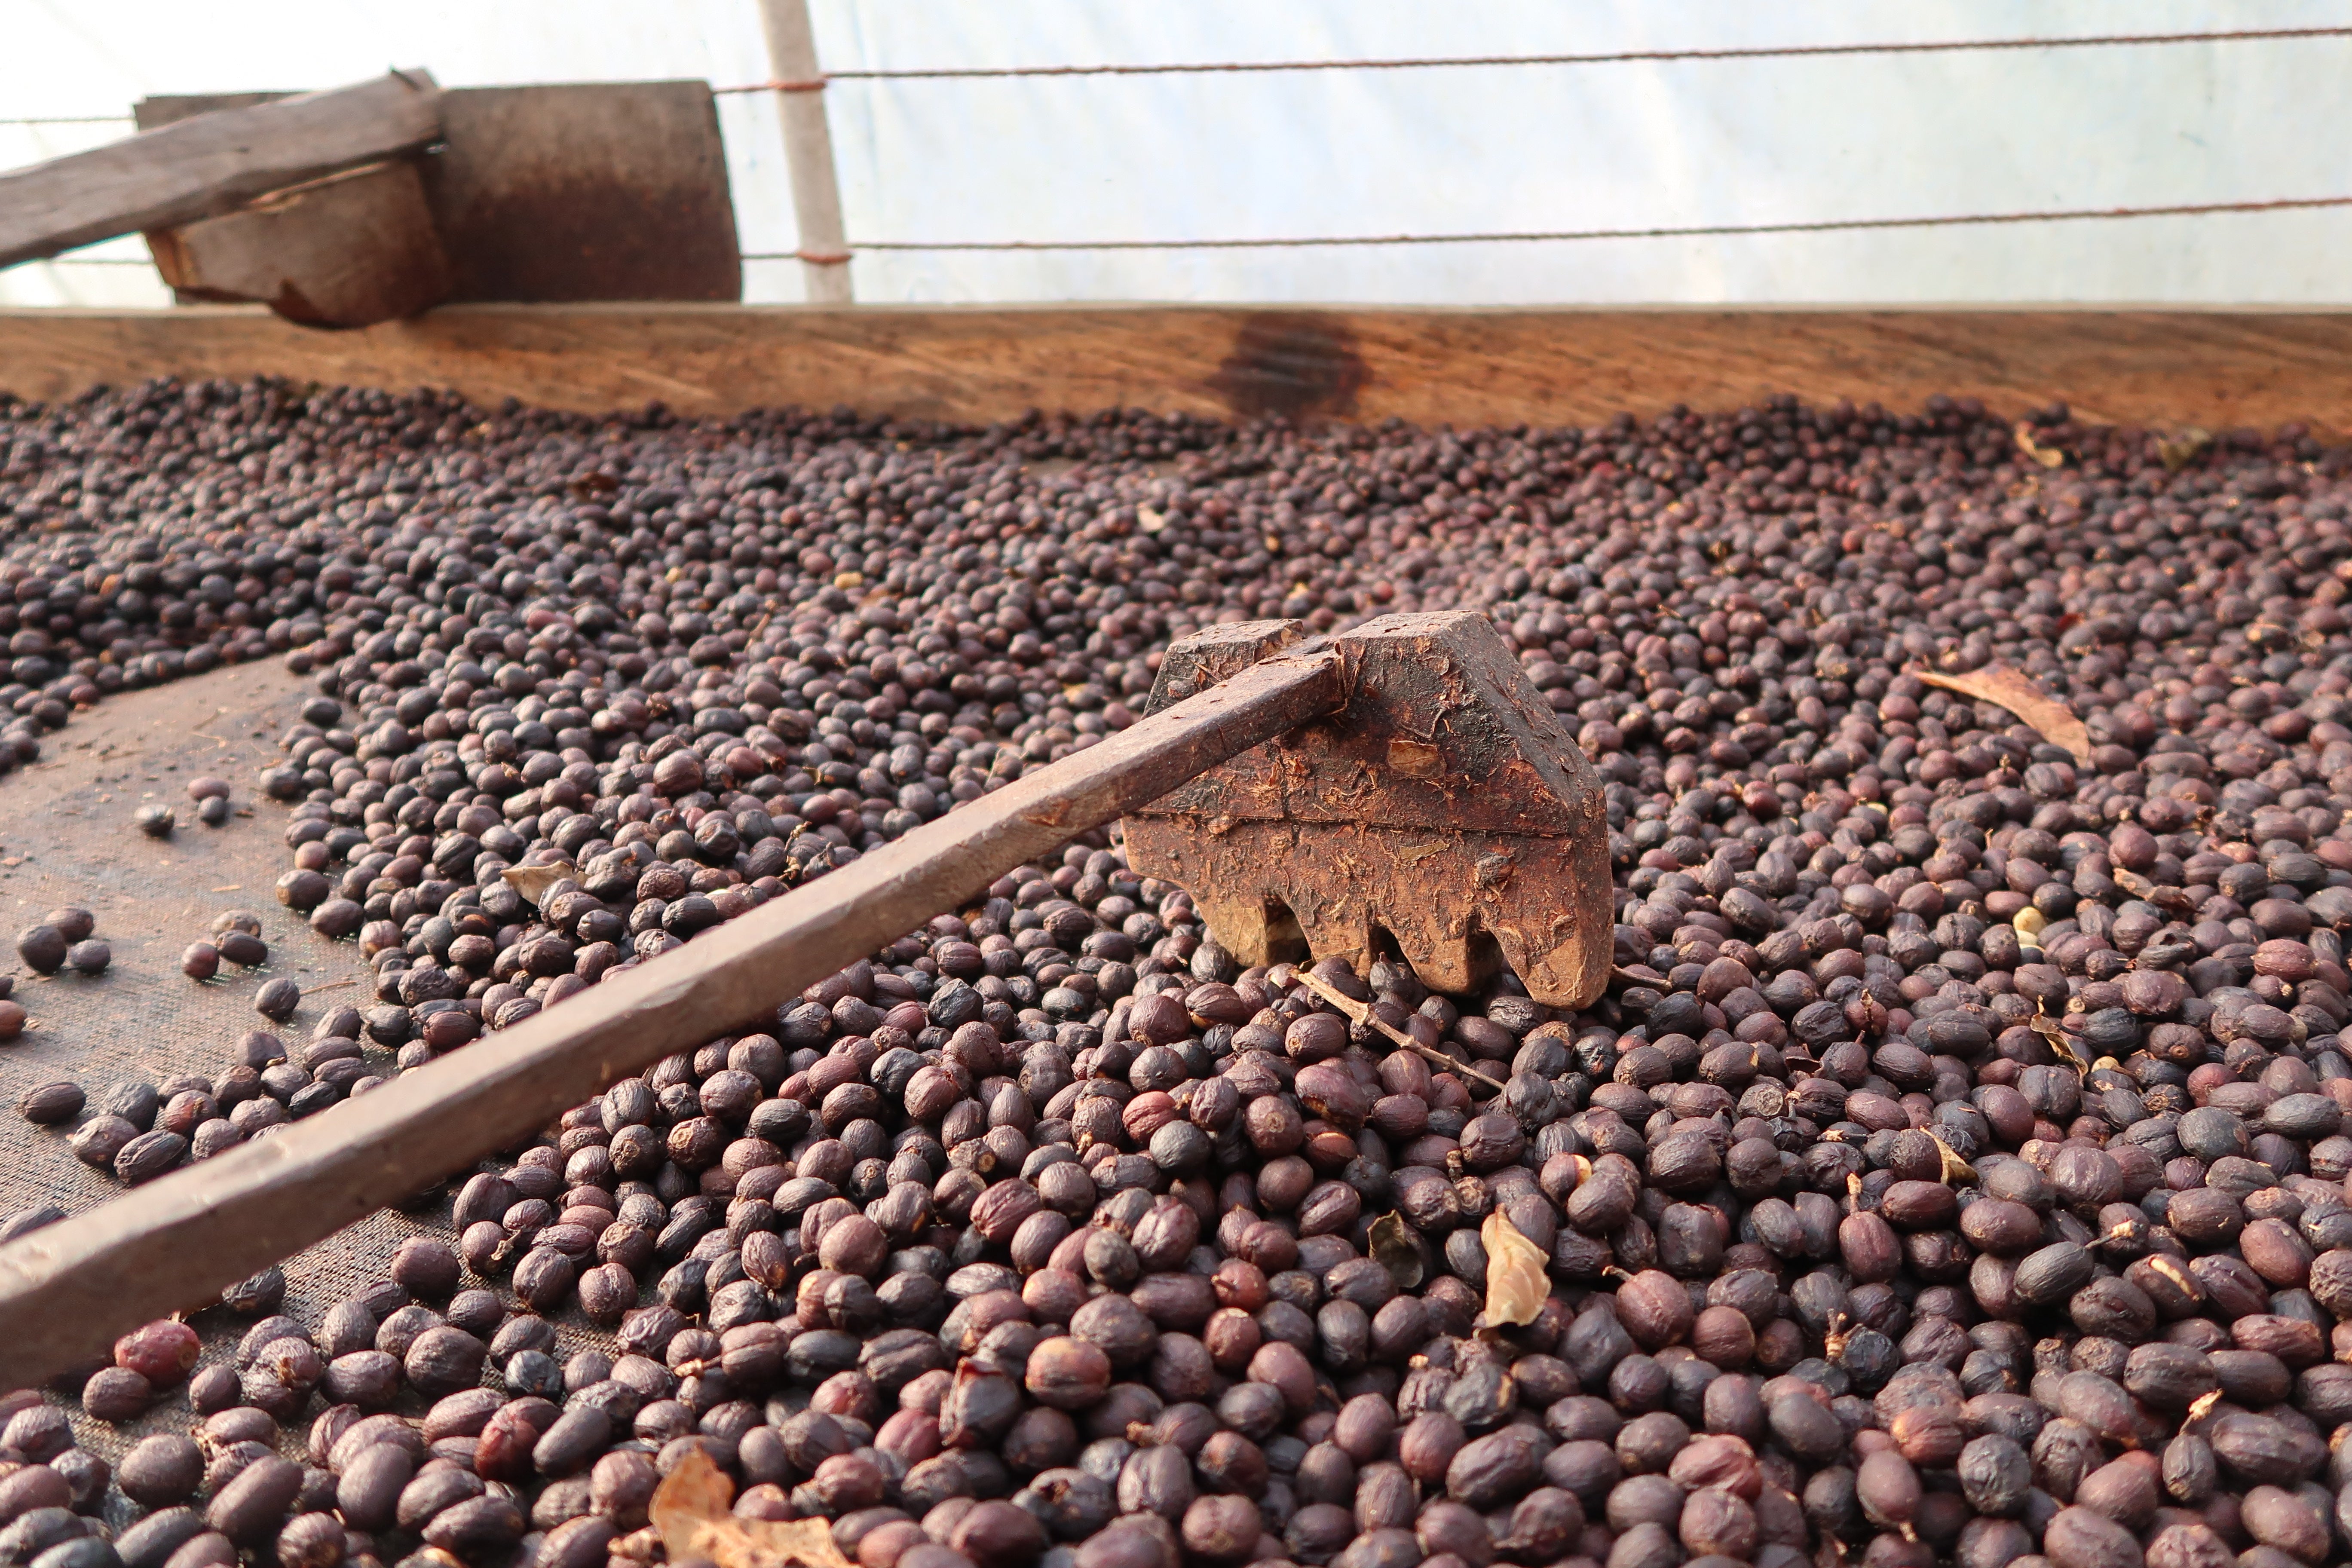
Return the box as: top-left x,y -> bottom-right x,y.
0,646 -> 1347,1390
0,303 -> 2347,432
0,72 -> 441,270
132,94 -> 298,307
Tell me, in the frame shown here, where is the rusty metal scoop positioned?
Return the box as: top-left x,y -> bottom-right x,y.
0,609 -> 1609,1384
1127,610 -> 1611,1008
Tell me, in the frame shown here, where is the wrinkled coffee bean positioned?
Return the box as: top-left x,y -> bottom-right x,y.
19,386 -> 2352,1568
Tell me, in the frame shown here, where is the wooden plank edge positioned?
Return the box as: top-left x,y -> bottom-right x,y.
0,73 -> 441,269
2,302 -> 2351,433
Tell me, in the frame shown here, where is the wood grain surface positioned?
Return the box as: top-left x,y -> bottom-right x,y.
139,84 -> 741,306
0,74 -> 441,270
0,303 -> 2348,430
145,162 -> 453,328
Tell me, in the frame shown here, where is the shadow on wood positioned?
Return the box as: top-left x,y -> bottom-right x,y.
3,304 -> 2348,432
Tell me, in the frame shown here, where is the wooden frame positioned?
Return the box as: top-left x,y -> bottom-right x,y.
2,303 -> 2350,430
0,296 -> 2335,1380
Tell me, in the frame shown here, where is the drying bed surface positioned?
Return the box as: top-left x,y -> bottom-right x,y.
0,385 -> 2349,1568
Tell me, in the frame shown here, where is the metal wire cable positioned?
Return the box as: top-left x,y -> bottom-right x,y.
11,28 -> 2344,270
739,192 -> 2352,257
712,24 -> 2352,88
7,29 -> 2337,121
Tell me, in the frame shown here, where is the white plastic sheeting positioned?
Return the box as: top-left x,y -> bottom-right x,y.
3,0 -> 2349,308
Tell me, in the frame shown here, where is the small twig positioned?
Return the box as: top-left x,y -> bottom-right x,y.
300,978 -> 357,996
1292,971 -> 1506,1091
2090,1219 -> 2143,1248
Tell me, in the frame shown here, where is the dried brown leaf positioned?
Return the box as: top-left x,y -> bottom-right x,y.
650,1447 -> 733,1559
1914,664 -> 2092,763
2028,1010 -> 2095,1078
2014,423 -> 2066,469
1481,1208 -> 1548,1328
1369,1211 -> 1424,1290
653,1448 -> 855,1568
1929,1131 -> 1976,1186
2156,427 -> 2211,472
501,858 -> 578,906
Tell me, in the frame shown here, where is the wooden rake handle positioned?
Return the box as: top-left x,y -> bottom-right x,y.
0,74 -> 442,271
0,647 -> 1346,1388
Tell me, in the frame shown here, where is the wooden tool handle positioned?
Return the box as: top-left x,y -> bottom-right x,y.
0,646 -> 1344,1388
0,73 -> 441,271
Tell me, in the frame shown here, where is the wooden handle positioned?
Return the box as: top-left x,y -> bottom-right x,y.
0,646 -> 1344,1388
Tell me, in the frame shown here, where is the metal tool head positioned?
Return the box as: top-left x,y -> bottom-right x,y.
1121,609 -> 1612,1009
